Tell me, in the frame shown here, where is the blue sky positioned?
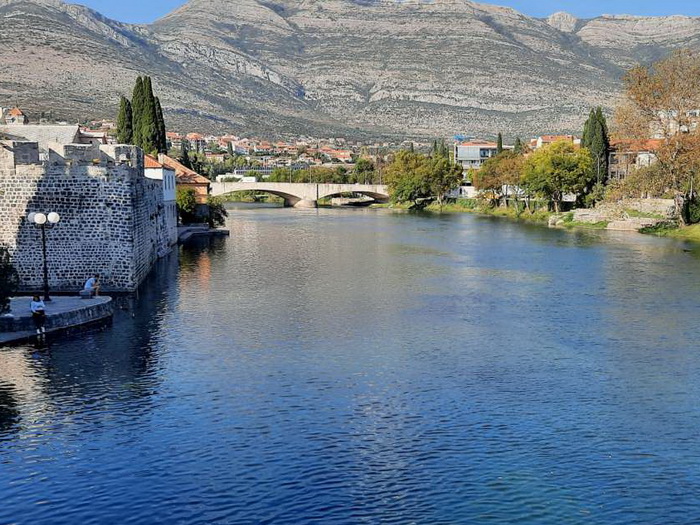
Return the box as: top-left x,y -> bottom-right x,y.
77,0 -> 700,24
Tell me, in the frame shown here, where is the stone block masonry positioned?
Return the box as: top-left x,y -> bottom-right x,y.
0,141 -> 175,292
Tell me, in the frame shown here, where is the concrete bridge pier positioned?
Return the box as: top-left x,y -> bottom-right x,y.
291,199 -> 318,209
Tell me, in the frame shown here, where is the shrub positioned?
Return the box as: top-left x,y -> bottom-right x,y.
176,188 -> 198,224
207,196 -> 229,228
0,246 -> 19,314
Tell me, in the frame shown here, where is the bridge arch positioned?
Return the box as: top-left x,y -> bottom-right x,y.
216,188 -> 304,208
210,182 -> 390,208
317,190 -> 390,203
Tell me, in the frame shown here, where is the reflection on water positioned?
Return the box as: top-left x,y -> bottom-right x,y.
2,207 -> 700,524
0,382 -> 20,435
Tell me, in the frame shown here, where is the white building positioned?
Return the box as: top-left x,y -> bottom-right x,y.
453,141 -> 499,171
145,154 -> 178,247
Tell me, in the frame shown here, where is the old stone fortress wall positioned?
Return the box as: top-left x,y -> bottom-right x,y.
0,140 -> 176,292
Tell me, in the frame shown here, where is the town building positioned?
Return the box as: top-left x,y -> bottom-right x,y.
0,140 -> 174,292
145,154 -> 178,248
532,135 -> 580,149
185,133 -> 206,152
166,132 -> 183,151
2,107 -> 28,125
159,154 -> 211,204
453,140 -> 499,171
608,139 -> 661,181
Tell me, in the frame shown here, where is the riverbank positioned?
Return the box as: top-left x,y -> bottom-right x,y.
374,201 -> 609,230
373,199 -> 687,236
0,296 -> 113,345
640,222 -> 700,242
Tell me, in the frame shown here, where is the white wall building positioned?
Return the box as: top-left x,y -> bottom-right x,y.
453,141 -> 499,171
145,154 -> 178,248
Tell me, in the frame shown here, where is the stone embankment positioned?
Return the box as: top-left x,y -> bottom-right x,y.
553,199 -> 676,231
178,225 -> 230,243
0,296 -> 113,345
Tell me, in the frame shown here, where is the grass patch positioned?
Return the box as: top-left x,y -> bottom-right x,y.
624,209 -> 665,220
639,222 -> 680,236
642,222 -> 700,243
423,200 -> 554,224
563,220 -> 609,230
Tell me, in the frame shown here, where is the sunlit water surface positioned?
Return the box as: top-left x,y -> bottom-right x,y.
2,206 -> 700,524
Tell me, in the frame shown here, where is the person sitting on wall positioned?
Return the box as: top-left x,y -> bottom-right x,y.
30,295 -> 46,335
83,274 -> 100,297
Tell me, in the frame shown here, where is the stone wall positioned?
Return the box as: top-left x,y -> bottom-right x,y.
0,141 -> 176,292
574,199 -> 677,224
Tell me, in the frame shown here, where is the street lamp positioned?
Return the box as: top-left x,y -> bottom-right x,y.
27,211 -> 61,302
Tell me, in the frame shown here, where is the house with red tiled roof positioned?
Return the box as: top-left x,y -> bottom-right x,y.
159,154 -> 211,204
144,154 -> 178,245
453,140 -> 499,171
185,133 -> 206,152
608,139 -> 663,181
535,135 -> 578,149
166,132 -> 183,150
4,107 -> 28,125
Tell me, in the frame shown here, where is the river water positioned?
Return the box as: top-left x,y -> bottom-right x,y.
2,205 -> 700,524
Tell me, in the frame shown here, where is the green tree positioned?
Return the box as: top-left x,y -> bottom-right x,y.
427,156 -> 463,208
475,151 -> 526,206
138,76 -> 159,154
180,140 -> 192,170
522,141 -> 593,212
582,107 -> 610,185
131,76 -> 145,147
497,132 -> 504,154
176,188 -> 198,224
116,96 -> 133,144
227,141 -> 234,157
353,158 -> 375,184
385,151 -> 461,208
155,96 -> 167,154
432,139 -> 450,159
513,137 -> 524,154
0,245 -> 18,314
385,151 -> 431,207
207,196 -> 229,228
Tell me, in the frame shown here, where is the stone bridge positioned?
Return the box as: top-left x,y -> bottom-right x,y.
210,182 -> 390,208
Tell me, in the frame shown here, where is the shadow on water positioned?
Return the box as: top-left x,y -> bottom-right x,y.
0,250 -> 181,432
0,383 -> 20,436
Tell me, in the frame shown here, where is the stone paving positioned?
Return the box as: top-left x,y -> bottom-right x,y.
0,296 -> 113,345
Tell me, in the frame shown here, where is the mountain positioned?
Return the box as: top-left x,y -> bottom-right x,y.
0,0 -> 699,139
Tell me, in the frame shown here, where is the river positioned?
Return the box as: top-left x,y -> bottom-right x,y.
2,205 -> 700,524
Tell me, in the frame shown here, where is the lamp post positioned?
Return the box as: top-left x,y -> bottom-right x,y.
27,212 -> 61,302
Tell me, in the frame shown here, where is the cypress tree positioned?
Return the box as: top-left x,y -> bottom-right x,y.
497,132 -> 504,154
131,77 -> 145,148
514,137 -> 523,154
155,96 -> 167,154
581,109 -> 595,149
227,141 -> 234,157
116,96 -> 133,144
181,140 -> 192,170
138,76 -> 159,155
582,107 -> 610,184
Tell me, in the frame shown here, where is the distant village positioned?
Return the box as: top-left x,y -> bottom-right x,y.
3,108 -> 651,185
0,99 -> 668,295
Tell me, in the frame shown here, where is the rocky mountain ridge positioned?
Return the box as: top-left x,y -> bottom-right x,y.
0,0 -> 699,138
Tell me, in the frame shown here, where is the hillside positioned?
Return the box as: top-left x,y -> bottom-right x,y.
0,0 -> 698,138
